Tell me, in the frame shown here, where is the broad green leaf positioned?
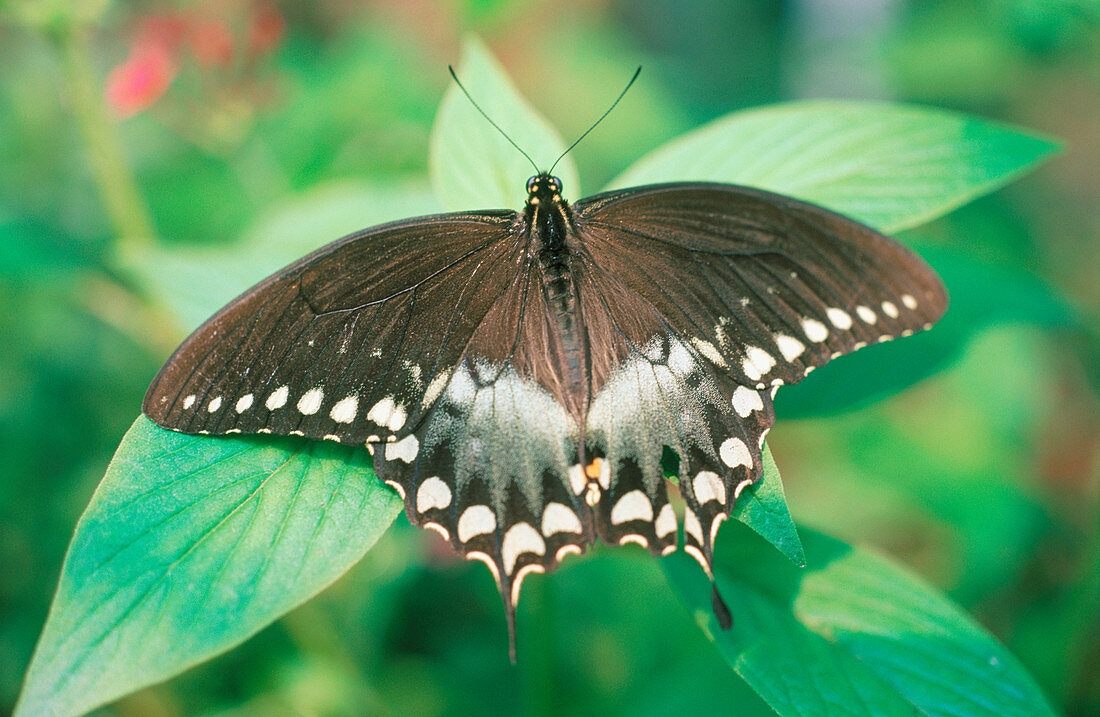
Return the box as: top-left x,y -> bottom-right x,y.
608,100 -> 1059,234
733,444 -> 805,567
127,180 -> 439,330
16,417 -> 403,717
775,246 -> 1078,417
430,35 -> 579,211
663,523 -> 1056,716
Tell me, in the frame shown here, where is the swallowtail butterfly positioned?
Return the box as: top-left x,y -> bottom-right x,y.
144,103 -> 947,661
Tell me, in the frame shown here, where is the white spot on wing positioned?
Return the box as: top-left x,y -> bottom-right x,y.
667,339 -> 695,374
775,334 -> 806,362
330,395 -> 358,423
690,337 -> 727,367
424,522 -> 449,541
710,514 -> 727,545
297,388 -> 324,415
502,522 -> 546,574
458,505 -> 496,542
742,346 -> 776,381
467,550 -> 501,588
384,434 -> 419,463
719,437 -> 752,470
801,317 -> 829,342
610,490 -> 654,525
555,544 -> 583,563
235,394 -> 254,413
597,457 -> 611,490
367,396 -> 407,431
207,396 -> 222,412
266,386 -> 289,410
568,464 -> 586,495
511,563 -> 545,605
541,502 -> 583,536
655,503 -> 677,538
387,404 -> 407,432
585,483 -> 601,507
421,371 -> 450,409
416,476 -> 452,513
367,396 -> 396,426
856,305 -> 877,324
683,507 -> 704,545
881,300 -> 899,318
183,395 -> 196,409
901,294 -> 918,310
731,385 -> 764,417
693,471 -> 727,505
826,308 -> 853,330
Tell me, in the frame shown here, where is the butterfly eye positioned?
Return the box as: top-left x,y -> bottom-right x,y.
526,176 -> 539,194
549,177 -> 562,194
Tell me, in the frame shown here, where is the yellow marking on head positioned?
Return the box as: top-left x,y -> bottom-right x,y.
584,458 -> 604,479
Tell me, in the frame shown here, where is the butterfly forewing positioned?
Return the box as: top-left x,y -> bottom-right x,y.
575,182 -> 948,390
143,212 -> 523,445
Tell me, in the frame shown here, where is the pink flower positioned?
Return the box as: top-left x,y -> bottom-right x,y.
104,4 -> 286,119
105,42 -> 177,118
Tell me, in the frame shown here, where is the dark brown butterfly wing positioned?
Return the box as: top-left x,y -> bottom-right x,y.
573,181 -> 947,574
143,211 -> 524,445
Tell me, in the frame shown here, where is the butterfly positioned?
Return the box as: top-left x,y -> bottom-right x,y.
143,163 -> 947,659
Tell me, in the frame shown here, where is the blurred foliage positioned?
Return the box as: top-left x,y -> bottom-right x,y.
1,0 -> 1097,715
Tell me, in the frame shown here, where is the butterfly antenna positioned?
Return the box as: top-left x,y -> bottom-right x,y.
449,66 -> 541,175
548,66 -> 641,175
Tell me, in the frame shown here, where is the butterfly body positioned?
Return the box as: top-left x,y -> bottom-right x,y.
525,174 -> 590,419
144,174 -> 947,659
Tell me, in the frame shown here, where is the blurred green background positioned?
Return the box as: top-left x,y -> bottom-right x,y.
1,0 -> 1098,715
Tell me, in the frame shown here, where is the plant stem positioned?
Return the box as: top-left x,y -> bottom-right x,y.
58,24 -> 156,258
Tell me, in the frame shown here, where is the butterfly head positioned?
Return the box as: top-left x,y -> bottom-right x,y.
525,173 -> 563,208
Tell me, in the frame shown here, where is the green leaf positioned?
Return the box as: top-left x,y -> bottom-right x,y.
663,523 -> 1056,716
608,100 -> 1059,233
776,246 -> 1079,417
733,444 -> 805,566
15,417 -> 403,717
429,35 -> 579,211
127,180 -> 439,330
